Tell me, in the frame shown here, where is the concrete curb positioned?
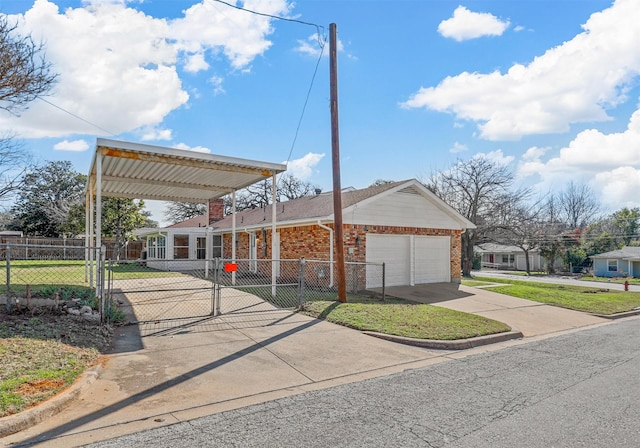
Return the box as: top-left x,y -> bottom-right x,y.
363,330 -> 524,350
0,364 -> 103,438
590,309 -> 640,320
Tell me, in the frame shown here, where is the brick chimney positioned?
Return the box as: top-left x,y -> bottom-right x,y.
208,198 -> 225,225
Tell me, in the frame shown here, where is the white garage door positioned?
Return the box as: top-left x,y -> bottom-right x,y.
415,236 -> 450,283
366,234 -> 451,288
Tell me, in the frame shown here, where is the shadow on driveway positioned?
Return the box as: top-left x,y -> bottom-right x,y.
382,282 -> 474,304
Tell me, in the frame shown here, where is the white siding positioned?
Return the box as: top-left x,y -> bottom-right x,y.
348,188 -> 463,229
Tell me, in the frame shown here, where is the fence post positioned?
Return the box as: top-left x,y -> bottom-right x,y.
5,246 -> 11,313
381,262 -> 386,301
297,257 -> 306,307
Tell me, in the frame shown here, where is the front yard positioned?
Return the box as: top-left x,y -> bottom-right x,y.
300,295 -> 511,340
469,276 -> 640,315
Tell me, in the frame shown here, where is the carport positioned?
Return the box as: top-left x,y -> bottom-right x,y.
84,138 -> 286,290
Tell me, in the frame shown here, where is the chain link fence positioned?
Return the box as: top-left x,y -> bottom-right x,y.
1,244 -> 106,322
1,242 -> 386,327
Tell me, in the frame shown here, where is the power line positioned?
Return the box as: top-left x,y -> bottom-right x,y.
37,96 -> 116,136
211,0 -> 328,179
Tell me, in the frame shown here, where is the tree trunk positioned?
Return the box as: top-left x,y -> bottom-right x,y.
461,232 -> 474,277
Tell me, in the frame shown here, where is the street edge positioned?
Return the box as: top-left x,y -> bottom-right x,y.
362,330 -> 524,350
0,364 -> 103,438
590,309 -> 640,319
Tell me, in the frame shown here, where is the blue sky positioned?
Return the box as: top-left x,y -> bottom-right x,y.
2,0 -> 639,226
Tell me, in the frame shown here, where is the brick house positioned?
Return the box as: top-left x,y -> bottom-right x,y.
205,179 -> 475,288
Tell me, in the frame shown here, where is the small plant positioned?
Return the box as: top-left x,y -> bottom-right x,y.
104,301 -> 126,324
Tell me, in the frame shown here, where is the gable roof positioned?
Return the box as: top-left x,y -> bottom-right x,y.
195,179 -> 475,232
590,246 -> 640,260
166,215 -> 208,228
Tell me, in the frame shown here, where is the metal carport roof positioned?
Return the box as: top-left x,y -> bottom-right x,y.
85,138 -> 287,289
87,138 -> 287,203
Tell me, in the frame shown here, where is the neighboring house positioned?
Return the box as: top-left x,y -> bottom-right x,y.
474,243 -> 565,272
590,246 -> 640,278
475,243 -> 545,272
208,179 -> 475,288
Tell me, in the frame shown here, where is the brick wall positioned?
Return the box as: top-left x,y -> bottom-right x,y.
222,223 -> 463,282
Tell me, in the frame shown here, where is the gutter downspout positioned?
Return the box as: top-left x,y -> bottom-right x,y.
317,220 -> 334,287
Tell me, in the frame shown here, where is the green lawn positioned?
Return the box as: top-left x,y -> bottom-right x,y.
579,275 -> 640,285
472,276 -> 640,315
0,260 -> 181,296
300,296 -> 511,340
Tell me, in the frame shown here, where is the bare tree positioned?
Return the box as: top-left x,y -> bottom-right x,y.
0,16 -> 57,113
427,156 -> 527,276
0,134 -> 31,203
0,17 -> 56,202
164,202 -> 206,225
557,181 -> 600,229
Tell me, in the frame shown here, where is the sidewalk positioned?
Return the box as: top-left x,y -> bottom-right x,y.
1,284 -> 612,447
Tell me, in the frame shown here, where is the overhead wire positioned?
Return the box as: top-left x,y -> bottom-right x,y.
210,0 -> 328,194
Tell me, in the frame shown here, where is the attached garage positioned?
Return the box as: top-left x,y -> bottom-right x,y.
366,234 -> 451,288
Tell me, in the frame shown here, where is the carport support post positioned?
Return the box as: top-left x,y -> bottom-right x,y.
271,172 -> 277,298
231,190 -> 236,286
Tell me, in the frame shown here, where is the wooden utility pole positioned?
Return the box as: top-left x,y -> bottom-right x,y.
330,23 -> 347,303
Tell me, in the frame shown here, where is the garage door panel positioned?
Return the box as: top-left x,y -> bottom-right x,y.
415,236 -> 450,284
366,234 -> 410,288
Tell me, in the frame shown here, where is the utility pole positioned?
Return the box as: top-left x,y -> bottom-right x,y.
330,23 -> 347,303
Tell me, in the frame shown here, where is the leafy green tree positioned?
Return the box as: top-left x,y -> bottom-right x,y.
102,198 -> 156,260
9,161 -> 86,237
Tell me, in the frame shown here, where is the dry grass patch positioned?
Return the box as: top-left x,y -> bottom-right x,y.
0,313 -> 112,417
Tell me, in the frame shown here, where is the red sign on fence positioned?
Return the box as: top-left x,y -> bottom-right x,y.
223,263 -> 238,273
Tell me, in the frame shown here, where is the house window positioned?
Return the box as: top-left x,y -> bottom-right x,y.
174,235 -> 189,259
608,260 -> 618,272
211,235 -> 222,258
196,237 -> 206,260
147,235 -> 166,259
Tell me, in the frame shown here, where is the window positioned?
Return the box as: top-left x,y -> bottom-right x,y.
608,260 -> 618,272
211,235 -> 222,258
174,235 -> 189,259
196,237 -> 206,260
147,235 -> 166,259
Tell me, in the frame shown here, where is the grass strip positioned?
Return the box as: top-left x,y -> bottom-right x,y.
473,276 -> 640,315
300,297 -> 510,340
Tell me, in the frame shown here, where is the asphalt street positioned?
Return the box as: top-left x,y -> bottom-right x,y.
82,317 -> 640,448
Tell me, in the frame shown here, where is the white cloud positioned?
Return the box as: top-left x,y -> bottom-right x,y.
449,142 -> 468,153
473,149 -> 514,166
295,33 -> 333,58
173,142 -> 211,153
517,107 -> 640,210
140,127 -> 173,141
438,6 -> 509,41
0,0 -> 291,139
404,0 -> 640,141
284,152 -> 324,179
53,139 -> 89,151
209,76 -> 225,96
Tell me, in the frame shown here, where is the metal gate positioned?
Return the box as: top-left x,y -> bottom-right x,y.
106,259 -> 216,324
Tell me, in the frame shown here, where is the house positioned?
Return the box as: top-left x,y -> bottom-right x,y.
138,199 -> 225,272
206,179 -> 475,288
475,243 -> 546,271
590,246 -> 640,278
144,179 -> 474,287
